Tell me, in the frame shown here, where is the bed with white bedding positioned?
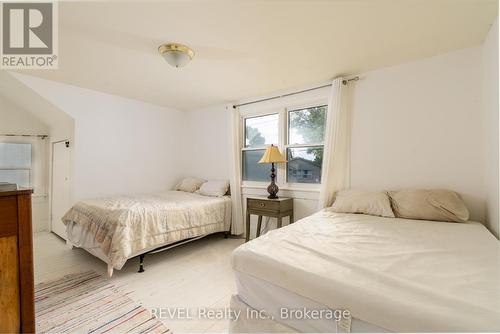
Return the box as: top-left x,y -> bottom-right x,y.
63,190 -> 231,275
230,209 -> 500,333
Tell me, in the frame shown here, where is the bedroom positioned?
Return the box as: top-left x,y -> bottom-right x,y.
0,0 -> 498,333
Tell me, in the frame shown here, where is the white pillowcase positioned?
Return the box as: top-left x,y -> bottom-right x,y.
331,190 -> 395,218
175,177 -> 206,193
198,180 -> 230,197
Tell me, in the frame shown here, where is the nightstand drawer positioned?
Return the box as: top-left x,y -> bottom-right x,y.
248,198 -> 280,211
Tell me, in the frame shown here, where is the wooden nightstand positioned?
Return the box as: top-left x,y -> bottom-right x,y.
245,196 -> 294,242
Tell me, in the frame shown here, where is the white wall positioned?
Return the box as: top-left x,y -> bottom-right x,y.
0,96 -> 50,135
184,86 -> 333,234
350,47 -> 486,222
0,96 -> 50,232
183,105 -> 230,180
482,18 -> 499,238
13,74 -> 186,202
186,46 -> 495,235
7,41 -> 497,237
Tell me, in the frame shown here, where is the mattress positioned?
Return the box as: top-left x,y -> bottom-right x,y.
235,271 -> 388,333
63,190 -> 231,270
231,210 -> 500,332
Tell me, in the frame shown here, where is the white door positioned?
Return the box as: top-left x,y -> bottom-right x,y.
51,141 -> 71,239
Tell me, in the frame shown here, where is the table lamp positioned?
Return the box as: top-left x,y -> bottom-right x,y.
258,144 -> 287,199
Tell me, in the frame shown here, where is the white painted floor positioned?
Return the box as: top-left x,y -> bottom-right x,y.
34,232 -> 244,333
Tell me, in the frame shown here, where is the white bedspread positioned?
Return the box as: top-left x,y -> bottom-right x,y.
231,209 -> 500,332
63,191 -> 231,270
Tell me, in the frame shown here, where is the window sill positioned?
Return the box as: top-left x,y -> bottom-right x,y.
241,182 -> 321,201
241,183 -> 320,193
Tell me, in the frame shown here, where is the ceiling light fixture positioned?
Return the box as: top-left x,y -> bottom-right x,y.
158,43 -> 194,68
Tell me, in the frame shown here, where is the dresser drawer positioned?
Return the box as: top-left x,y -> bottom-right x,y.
247,198 -> 281,211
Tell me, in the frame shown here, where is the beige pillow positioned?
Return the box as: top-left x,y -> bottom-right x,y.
389,189 -> 469,223
198,180 -> 230,197
175,177 -> 206,193
331,190 -> 395,217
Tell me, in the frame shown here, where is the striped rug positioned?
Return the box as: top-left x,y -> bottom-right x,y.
35,271 -> 171,333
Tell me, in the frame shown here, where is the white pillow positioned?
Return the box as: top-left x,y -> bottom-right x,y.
331,190 -> 395,218
175,177 -> 206,193
198,180 -> 229,197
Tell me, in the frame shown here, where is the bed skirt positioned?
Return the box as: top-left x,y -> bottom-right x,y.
229,295 -> 298,333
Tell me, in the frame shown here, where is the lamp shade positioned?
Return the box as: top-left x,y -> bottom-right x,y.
258,145 -> 287,164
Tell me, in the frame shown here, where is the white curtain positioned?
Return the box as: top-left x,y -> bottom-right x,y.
318,77 -> 351,208
226,104 -> 244,235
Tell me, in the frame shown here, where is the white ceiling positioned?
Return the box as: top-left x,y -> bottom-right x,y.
0,71 -> 71,128
21,0 -> 498,111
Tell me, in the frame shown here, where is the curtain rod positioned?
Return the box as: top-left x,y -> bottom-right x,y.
0,134 -> 48,139
233,76 -> 359,109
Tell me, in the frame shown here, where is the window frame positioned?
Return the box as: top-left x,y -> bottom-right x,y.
240,98 -> 327,191
241,111 -> 280,183
0,141 -> 33,189
285,104 -> 327,185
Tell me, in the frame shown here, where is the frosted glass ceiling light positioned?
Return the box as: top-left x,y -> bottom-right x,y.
158,43 -> 194,68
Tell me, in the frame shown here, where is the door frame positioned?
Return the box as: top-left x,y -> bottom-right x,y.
50,139 -> 70,234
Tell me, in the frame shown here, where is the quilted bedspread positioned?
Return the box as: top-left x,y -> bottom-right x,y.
63,190 -> 231,269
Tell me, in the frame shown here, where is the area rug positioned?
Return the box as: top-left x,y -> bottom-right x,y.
35,270 -> 171,333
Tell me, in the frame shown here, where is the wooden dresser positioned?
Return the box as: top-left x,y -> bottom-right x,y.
0,186 -> 35,333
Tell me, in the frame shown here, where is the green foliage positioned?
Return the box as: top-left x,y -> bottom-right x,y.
245,107 -> 326,172
289,106 -> 326,144
289,106 -> 326,164
307,147 -> 323,167
246,126 -> 265,146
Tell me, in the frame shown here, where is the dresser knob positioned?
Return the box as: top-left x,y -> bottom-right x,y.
259,202 -> 265,207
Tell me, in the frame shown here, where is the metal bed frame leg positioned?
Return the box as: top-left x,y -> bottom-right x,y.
224,231 -> 229,239
138,254 -> 145,273
135,234 -> 222,274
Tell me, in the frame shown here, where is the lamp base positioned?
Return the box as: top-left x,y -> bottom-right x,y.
267,193 -> 279,200
267,180 -> 279,199
267,162 -> 279,199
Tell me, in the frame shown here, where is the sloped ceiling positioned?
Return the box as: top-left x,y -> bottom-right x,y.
19,0 -> 498,111
0,71 -> 73,127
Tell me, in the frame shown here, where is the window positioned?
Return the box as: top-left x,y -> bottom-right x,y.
242,114 -> 279,181
0,143 -> 32,188
245,114 -> 278,147
286,106 -> 326,184
241,104 -> 327,186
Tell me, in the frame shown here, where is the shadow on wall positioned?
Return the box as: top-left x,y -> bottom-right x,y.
460,193 -> 486,225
